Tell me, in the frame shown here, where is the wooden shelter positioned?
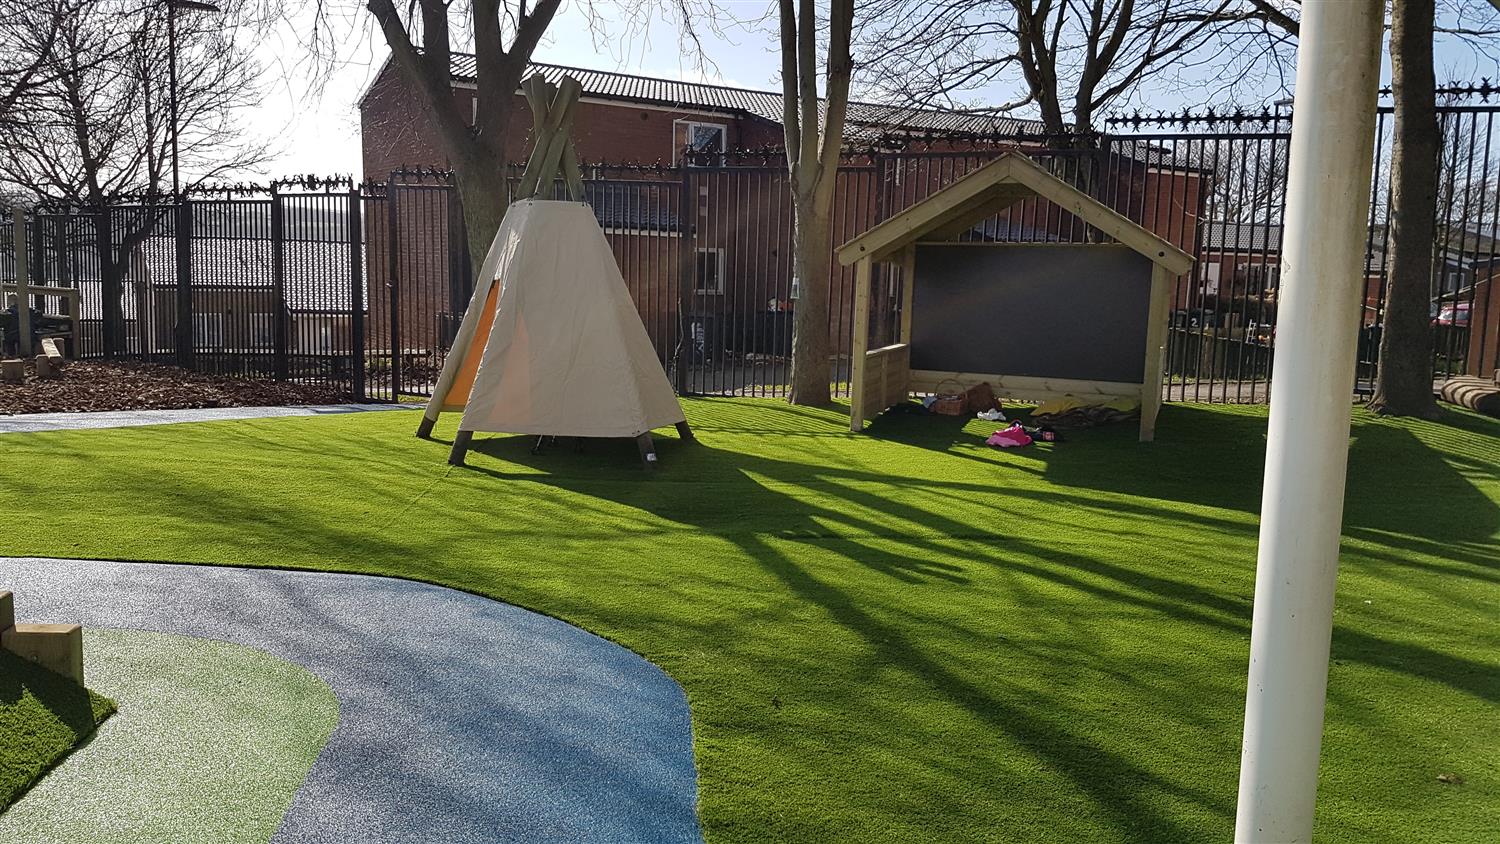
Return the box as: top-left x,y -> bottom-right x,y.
836,152 -> 1193,441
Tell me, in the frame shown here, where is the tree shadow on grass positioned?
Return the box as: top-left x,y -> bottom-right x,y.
460,435 -> 1244,839
457,411 -> 1500,837
872,402 -> 1500,562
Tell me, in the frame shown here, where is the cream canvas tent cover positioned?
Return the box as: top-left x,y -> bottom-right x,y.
419,199 -> 690,466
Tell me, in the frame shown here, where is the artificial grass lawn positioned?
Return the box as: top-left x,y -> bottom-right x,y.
1,400 -> 1497,842
1,649 -> 115,809
0,629 -> 338,843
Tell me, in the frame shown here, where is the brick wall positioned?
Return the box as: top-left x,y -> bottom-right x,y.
360,67 -> 773,178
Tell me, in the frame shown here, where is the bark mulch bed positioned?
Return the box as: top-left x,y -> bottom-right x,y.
1,360 -> 353,415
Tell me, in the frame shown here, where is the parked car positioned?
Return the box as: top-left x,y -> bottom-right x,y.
1432,301 -> 1471,327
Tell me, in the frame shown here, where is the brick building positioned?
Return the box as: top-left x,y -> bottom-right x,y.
358,55 -> 1205,380
359,57 -> 1045,177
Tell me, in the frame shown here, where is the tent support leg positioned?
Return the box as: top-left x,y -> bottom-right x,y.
448,431 -> 473,466
675,421 -> 696,442
530,436 -> 547,455
416,416 -> 436,439
635,433 -> 658,470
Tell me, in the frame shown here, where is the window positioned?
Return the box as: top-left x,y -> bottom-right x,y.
1202,262 -> 1221,294
683,121 -> 726,166
193,313 -> 224,347
1446,270 -> 1465,292
695,248 -> 725,294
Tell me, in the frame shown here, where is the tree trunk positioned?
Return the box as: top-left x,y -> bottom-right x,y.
453,160 -> 509,278
1368,0 -> 1440,418
789,192 -> 833,405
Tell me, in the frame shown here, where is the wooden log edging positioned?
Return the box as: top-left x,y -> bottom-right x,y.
1437,376 -> 1500,417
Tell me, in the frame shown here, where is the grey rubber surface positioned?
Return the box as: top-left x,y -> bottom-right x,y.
0,404 -> 415,434
0,557 -> 703,844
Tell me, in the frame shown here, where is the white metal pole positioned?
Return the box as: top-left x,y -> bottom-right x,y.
1234,2 -> 1384,842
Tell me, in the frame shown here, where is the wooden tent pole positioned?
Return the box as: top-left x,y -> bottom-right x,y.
448,430 -> 473,466
516,78 -> 582,200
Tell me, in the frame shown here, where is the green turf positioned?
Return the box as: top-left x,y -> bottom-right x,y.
0,649 -> 115,809
1,400 -> 1496,842
0,629 -> 338,843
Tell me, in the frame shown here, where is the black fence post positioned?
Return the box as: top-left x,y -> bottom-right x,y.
385,176 -> 402,397
97,207 -> 121,358
348,186 -> 366,401
445,179 -> 467,351
674,167 -> 694,395
29,214 -> 46,287
270,183 -> 289,380
174,198 -> 194,368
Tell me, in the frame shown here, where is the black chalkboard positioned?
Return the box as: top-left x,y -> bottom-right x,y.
910,244 -> 1153,383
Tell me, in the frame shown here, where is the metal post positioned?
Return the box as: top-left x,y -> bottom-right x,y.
167,0 -> 180,199
164,0 -> 220,199
96,207 -> 120,357
673,167 -> 693,395
348,186 -> 366,401
385,177 -> 402,396
174,197 -> 194,367
270,183 -> 289,380
445,181 -> 467,350
13,208 -> 32,357
1233,2 -> 1383,842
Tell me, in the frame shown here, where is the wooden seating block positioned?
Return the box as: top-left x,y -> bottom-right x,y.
2,623 -> 84,684
0,591 -> 12,631
34,354 -> 56,379
41,337 -> 65,364
1,359 -> 22,384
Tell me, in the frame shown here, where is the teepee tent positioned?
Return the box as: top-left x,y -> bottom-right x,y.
417,75 -> 692,468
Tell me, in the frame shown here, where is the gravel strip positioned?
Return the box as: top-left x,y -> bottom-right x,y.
0,404 -> 415,434
0,558 -> 702,844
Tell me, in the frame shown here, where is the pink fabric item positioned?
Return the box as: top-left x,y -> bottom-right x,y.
986,424 -> 1033,448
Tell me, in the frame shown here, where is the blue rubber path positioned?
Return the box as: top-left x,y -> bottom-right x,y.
0,557 -> 703,844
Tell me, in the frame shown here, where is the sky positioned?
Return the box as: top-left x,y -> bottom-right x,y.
245,2 -> 1500,181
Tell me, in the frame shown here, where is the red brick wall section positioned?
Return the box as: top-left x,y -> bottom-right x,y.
361,65 -> 766,177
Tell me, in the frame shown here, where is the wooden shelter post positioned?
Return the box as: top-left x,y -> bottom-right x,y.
849,257 -> 872,432
1139,263 -> 1173,441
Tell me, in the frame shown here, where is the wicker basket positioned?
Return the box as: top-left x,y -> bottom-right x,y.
930,379 -> 967,415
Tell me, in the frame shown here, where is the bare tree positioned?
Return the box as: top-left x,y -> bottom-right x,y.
0,0 -> 268,203
0,2 -> 66,121
0,0 -> 270,351
779,0 -> 853,406
853,0 -> 1297,145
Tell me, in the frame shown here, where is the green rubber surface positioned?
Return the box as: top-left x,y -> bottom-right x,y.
0,629 -> 338,843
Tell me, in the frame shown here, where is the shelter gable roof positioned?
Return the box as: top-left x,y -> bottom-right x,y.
836,152 -> 1194,275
